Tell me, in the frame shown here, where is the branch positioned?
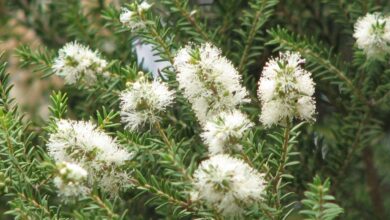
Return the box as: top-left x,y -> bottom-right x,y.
238,0 -> 278,74
154,121 -> 192,181
130,175 -> 192,214
139,14 -> 175,65
268,28 -> 370,106
91,194 -> 119,219
173,0 -> 210,41
362,147 -> 385,220
272,120 -> 291,209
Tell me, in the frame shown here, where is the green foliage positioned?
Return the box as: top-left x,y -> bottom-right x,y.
160,0 -> 210,43
233,0 -> 279,75
267,27 -> 356,98
0,57 -> 54,219
1,0 -> 390,219
49,91 -> 68,120
300,176 -> 343,220
261,122 -> 304,219
16,45 -> 54,78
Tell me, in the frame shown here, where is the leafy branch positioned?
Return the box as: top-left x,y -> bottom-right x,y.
161,0 -> 210,42
300,176 -> 343,220
267,27 -> 370,106
131,171 -> 193,218
16,45 -> 54,77
138,13 -> 175,65
236,0 -> 279,74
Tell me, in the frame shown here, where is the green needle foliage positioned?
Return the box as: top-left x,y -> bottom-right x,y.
0,0 -> 389,219
300,176 -> 343,220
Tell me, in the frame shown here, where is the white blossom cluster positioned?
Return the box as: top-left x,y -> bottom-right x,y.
180,43 -> 265,216
47,119 -> 133,195
353,13 -> 390,59
174,43 -> 250,124
53,42 -> 109,85
120,1 -> 152,30
53,162 -> 90,198
258,51 -> 316,127
191,154 -> 266,217
119,74 -> 175,131
201,110 -> 253,155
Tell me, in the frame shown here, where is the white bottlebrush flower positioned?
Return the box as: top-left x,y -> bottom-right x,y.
120,74 -> 175,131
119,1 -> 152,30
53,162 -> 90,198
119,8 -> 135,25
52,41 -> 109,85
138,1 -> 152,12
174,43 -> 249,124
191,154 -> 266,217
201,110 -> 253,155
47,119 -> 133,194
353,13 -> 390,58
258,51 -> 316,127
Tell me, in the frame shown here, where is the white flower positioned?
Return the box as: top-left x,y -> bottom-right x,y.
258,51 -> 316,127
54,162 -> 90,198
297,96 -> 316,122
119,1 -> 152,30
119,8 -> 143,30
119,8 -> 135,25
52,42 -> 109,85
353,13 -> 390,58
138,1 -> 152,12
174,43 -> 249,124
191,154 -> 266,217
47,119 -> 133,194
201,110 -> 253,155
120,74 -> 175,131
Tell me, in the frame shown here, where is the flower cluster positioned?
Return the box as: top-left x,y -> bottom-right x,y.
47,119 -> 133,195
353,13 -> 390,58
120,1 -> 152,30
52,42 -> 109,85
174,43 -> 249,124
119,74 -> 175,131
201,110 -> 253,155
53,162 -> 90,198
258,51 -> 316,127
182,44 -> 263,216
191,154 -> 266,217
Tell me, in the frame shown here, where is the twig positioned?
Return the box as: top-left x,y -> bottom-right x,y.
139,14 -> 175,65
173,0 -> 210,41
362,147 -> 385,220
154,121 -> 192,181
18,193 -> 51,217
130,178 -> 190,209
272,120 -> 291,209
91,194 -> 119,219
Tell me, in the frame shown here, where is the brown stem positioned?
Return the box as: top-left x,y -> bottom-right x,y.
130,178 -> 190,209
139,14 -> 175,65
18,193 -> 51,216
333,113 -> 369,189
154,121 -> 192,181
91,194 -> 119,219
174,0 -> 210,41
318,184 -> 324,219
362,147 -> 385,220
155,121 -> 173,149
273,120 -> 291,209
238,1 -> 267,74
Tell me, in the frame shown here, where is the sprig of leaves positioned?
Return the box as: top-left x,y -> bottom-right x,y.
300,176 -> 343,220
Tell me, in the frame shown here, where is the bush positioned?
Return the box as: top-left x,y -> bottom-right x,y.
0,0 -> 389,219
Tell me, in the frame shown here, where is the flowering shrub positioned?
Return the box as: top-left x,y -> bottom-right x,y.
0,0 -> 389,219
